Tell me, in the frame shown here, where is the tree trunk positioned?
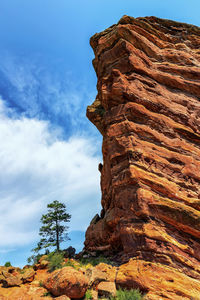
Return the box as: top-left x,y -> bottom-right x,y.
55,219 -> 59,251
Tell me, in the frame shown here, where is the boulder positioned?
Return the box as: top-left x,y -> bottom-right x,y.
39,260 -> 49,269
21,268 -> 35,283
97,281 -> 116,298
86,266 -> 107,288
63,246 -> 76,258
23,265 -> 32,270
38,255 -> 48,263
34,255 -> 49,270
0,274 -> 4,283
34,255 -> 49,271
1,270 -> 22,287
95,263 -> 117,282
44,266 -> 88,298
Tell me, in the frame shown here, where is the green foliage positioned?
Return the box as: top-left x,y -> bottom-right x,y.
64,260 -> 77,268
78,255 -> 112,267
39,281 -> 44,287
43,291 -> 51,297
4,261 -> 11,267
47,251 -> 64,272
110,288 -> 143,300
27,253 -> 43,265
84,289 -> 93,300
33,200 -> 71,253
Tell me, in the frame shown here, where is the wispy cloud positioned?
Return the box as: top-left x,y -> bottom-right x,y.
0,99 -> 101,254
0,51 -> 98,137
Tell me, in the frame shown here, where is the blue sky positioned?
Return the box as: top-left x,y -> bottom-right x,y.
0,0 -> 199,267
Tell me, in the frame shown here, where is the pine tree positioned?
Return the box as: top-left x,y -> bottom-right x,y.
35,200 -> 71,252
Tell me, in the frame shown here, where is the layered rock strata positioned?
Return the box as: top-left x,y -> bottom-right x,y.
84,15 -> 200,298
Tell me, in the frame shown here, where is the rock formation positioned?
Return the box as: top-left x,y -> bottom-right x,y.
84,15 -> 200,298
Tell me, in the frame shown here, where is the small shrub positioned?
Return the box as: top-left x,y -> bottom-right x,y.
43,291 -> 51,297
47,251 -> 64,272
64,260 -> 77,269
39,280 -> 44,287
110,288 -> 143,300
85,289 -> 93,300
4,261 -> 11,267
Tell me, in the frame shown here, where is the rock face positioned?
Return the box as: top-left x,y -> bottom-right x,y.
116,259 -> 200,299
84,15 -> 200,298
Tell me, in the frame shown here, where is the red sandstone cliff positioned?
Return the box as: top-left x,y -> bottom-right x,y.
84,16 -> 200,299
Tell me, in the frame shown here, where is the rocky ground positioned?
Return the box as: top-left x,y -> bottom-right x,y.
0,253 -> 200,299
0,255 -> 134,300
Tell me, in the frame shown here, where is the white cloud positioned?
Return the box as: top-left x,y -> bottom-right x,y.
0,51 -> 97,134
0,99 -> 101,251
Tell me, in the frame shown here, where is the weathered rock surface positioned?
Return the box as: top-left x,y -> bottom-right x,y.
84,15 -> 200,298
43,266 -> 89,298
21,268 -> 35,283
97,281 -> 117,298
0,267 -> 51,300
0,284 -> 50,300
0,261 -> 116,300
0,268 -> 22,288
95,263 -> 117,282
116,259 -> 200,299
86,266 -> 107,288
34,255 -> 49,270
